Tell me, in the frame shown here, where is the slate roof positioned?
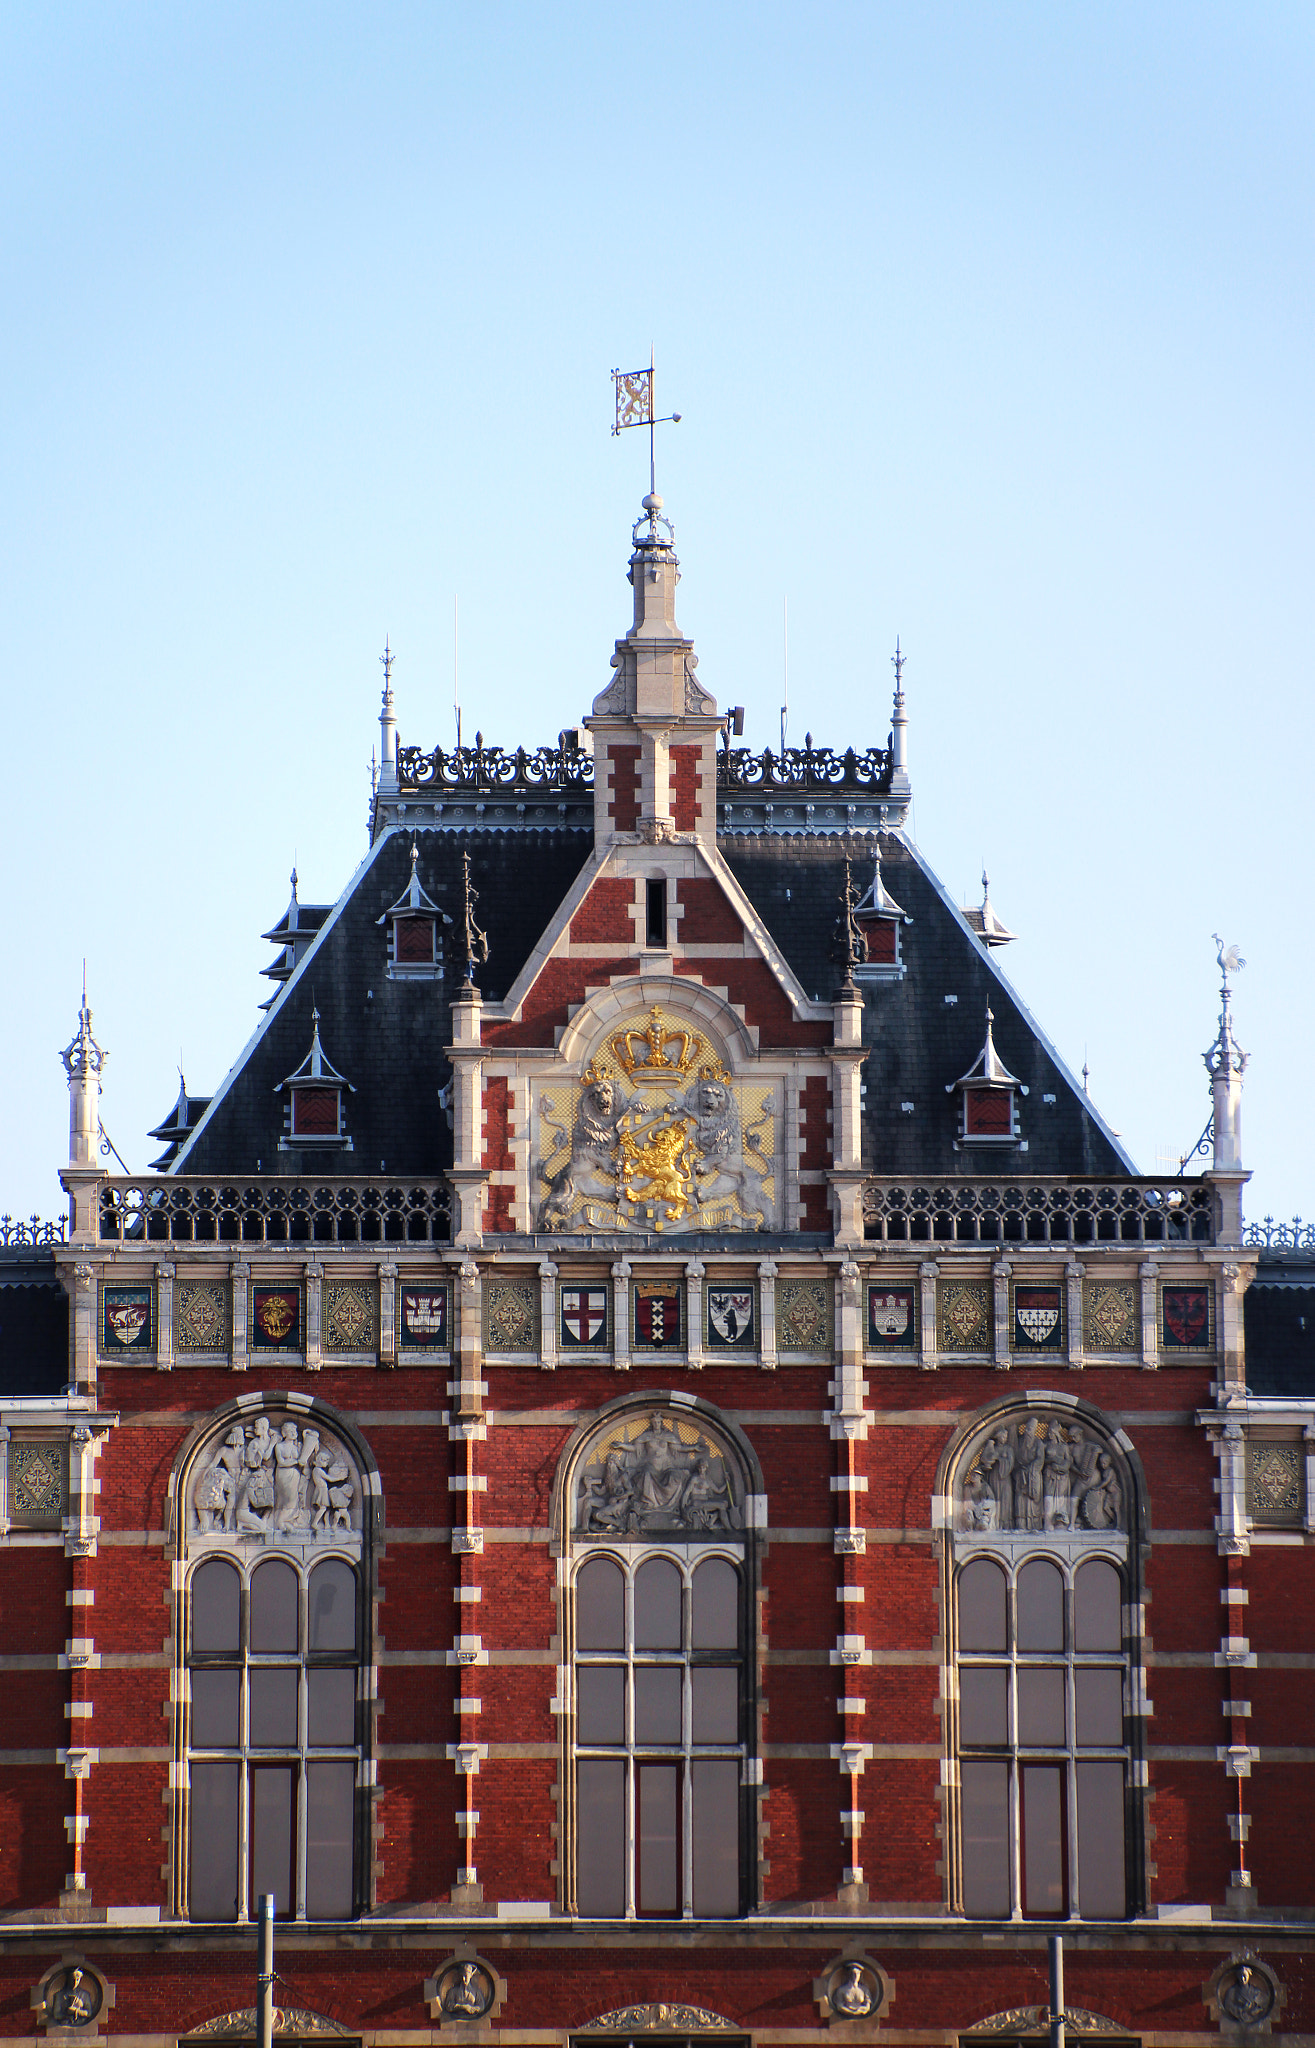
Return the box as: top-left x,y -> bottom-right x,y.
175,826 -> 593,1177
0,1253 -> 69,1396
1244,1258 -> 1315,1397
721,832 -> 1130,1178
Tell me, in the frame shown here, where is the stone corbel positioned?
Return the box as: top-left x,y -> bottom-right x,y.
65,1422 -> 110,1558
70,1262 -> 97,1392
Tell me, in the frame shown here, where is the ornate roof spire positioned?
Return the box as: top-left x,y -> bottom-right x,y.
890,639 -> 910,796
378,636 -> 398,796
60,975 -> 107,1167
1205,936 -> 1248,1083
1203,936 -> 1248,1217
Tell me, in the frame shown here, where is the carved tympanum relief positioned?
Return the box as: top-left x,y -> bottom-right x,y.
535,1004 -> 775,1235
187,1410 -> 362,1551
574,1410 -> 743,1538
958,1410 -> 1126,1535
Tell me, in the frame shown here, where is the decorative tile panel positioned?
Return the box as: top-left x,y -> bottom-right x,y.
10,1441 -> 64,1523
325,1279 -> 376,1352
706,1283 -> 756,1350
777,1277 -> 830,1353
100,1284 -> 153,1354
484,1279 -> 537,1354
1012,1283 -> 1063,1351
1160,1283 -> 1213,1351
1083,1281 -> 1137,1351
175,1280 -> 229,1353
1249,1441 -> 1304,1525
250,1286 -> 302,1352
937,1279 -> 991,1353
868,1284 -> 916,1349
400,1284 -> 450,1349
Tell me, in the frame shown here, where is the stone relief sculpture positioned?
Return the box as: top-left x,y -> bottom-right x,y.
575,1411 -> 742,1537
189,1412 -> 360,1544
960,1413 -> 1125,1534
536,1006 -> 775,1234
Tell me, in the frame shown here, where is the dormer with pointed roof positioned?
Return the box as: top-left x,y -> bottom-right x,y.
377,839 -> 452,978
947,1003 -> 1027,1147
850,847 -> 911,981
275,1007 -> 355,1151
260,870 -> 333,1010
148,1073 -> 213,1170
963,869 -> 1017,948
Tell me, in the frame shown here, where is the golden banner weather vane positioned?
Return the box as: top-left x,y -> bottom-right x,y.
612,356 -> 682,498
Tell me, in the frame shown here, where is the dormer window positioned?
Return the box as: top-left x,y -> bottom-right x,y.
948,1005 -> 1026,1148
851,851 -> 910,981
378,840 -> 450,980
276,1008 -> 355,1152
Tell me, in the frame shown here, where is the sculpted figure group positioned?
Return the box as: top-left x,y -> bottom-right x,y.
577,1415 -> 741,1536
963,1417 -> 1123,1533
192,1415 -> 358,1540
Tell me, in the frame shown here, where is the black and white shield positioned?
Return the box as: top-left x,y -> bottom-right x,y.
708,1287 -> 754,1346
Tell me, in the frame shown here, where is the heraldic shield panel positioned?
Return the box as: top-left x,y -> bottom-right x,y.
535,1003 -> 777,1234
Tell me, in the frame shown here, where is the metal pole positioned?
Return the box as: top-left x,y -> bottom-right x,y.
256,1893 -> 275,2048
1049,1933 -> 1065,2048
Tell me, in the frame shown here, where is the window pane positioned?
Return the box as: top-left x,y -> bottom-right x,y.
1022,1764 -> 1066,1917
189,1762 -> 239,1920
250,1559 -> 299,1652
959,1559 -> 1006,1651
250,1668 -> 298,1746
576,1759 -> 625,1916
692,1666 -> 738,1744
578,1665 -> 625,1745
961,1760 -> 1010,1916
959,1665 -> 1008,1746
308,1667 -> 356,1748
305,1760 -> 355,1919
576,1558 -> 624,1650
191,1668 -> 240,1749
692,1559 -> 739,1649
309,1560 -> 357,1651
634,1558 -> 682,1649
1076,1669 -> 1123,1748
250,1765 -> 295,1917
1075,1560 -> 1122,1651
1076,1760 -> 1126,1918
638,1763 -> 679,1913
635,1665 -> 682,1744
692,1758 -> 739,1915
191,1559 -> 240,1654
1017,1667 -> 1066,1747
1017,1559 -> 1064,1651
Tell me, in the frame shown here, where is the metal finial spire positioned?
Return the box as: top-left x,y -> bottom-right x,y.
831,858 -> 866,991
892,638 -> 906,691
1205,935 -> 1248,1081
1082,1057 -> 1090,1095
380,635 -> 394,701
459,851 -> 490,989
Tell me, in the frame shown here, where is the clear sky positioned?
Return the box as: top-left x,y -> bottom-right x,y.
1,3 -> 1310,1229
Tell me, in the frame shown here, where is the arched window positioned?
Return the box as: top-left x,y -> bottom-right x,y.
948,1404 -> 1139,1922
178,1406 -> 370,1922
566,1406 -> 756,1920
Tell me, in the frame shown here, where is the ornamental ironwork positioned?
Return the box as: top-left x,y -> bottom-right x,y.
394,736 -> 895,798
718,739 -> 894,794
862,1176 -> 1215,1245
1243,1215 -> 1315,1250
96,1176 -> 451,1245
0,1213 -> 67,1247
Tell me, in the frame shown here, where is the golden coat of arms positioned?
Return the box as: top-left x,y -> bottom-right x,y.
536,1006 -> 775,1234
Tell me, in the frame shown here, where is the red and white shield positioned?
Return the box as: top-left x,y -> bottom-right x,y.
562,1287 -> 608,1345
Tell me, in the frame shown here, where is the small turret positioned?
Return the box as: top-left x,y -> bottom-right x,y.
60,974 -> 106,1169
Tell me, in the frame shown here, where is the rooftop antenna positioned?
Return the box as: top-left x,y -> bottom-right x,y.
781,597 -> 788,759
612,353 -> 681,501
454,594 -> 461,753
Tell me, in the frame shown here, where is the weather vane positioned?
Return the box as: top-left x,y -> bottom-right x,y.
612,355 -> 682,499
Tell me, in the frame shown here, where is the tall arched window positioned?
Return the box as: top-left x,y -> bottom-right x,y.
947,1403 -> 1140,1922
178,1404 -> 370,1922
566,1406 -> 757,1920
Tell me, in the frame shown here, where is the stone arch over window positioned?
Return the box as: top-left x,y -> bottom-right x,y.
937,1395 -> 1148,1922
170,1399 -> 381,1924
553,1395 -> 764,1921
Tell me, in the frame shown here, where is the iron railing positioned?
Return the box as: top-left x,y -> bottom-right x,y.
96,1176 -> 452,1245
1243,1216 -> 1315,1252
395,737 -> 895,799
0,1213 -> 68,1248
861,1176 -> 1216,1245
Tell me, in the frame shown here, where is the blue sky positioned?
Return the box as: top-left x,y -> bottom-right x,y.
1,3 -> 1311,1226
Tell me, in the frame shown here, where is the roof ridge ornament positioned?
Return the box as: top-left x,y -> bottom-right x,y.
459,851 -> 489,988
